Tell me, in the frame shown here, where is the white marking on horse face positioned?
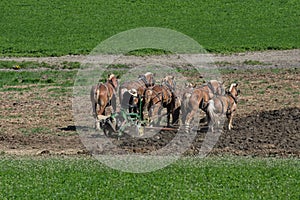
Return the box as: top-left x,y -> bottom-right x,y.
229,83 -> 237,92
109,74 -> 115,80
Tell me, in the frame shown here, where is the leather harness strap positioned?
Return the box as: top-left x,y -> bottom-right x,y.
229,92 -> 238,104
225,92 -> 238,115
207,82 -> 215,94
139,75 -> 150,87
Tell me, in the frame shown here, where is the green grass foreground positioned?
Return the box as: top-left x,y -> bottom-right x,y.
0,156 -> 299,199
1,0 -> 299,56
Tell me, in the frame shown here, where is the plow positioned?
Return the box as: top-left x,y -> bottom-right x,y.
98,97 -> 178,137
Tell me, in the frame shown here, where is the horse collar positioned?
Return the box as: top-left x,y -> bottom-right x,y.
139,76 -> 149,87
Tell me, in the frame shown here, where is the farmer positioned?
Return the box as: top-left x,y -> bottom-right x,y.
121,89 -> 139,113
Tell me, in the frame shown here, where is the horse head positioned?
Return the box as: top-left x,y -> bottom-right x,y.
162,75 -> 176,92
228,83 -> 240,100
140,72 -> 155,87
185,82 -> 196,88
108,74 -> 118,89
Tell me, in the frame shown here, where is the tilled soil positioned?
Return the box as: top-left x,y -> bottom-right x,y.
87,107 -> 299,157
210,107 -> 300,157
1,107 -> 298,157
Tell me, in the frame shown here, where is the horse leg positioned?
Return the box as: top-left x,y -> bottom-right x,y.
228,112 -> 234,130
155,106 -> 163,126
167,106 -> 171,127
207,113 -> 215,133
143,101 -> 149,122
111,95 -> 116,113
90,85 -> 97,118
93,103 -> 99,130
172,106 -> 180,125
171,97 -> 180,125
185,108 -> 196,126
95,103 -> 106,130
94,85 -> 111,130
142,90 -> 152,123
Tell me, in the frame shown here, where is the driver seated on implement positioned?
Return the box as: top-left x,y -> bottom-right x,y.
121,89 -> 139,113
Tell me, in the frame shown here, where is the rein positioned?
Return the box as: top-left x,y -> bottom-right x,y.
150,85 -> 172,106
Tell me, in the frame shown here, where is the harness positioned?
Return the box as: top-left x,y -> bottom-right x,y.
139,75 -> 152,87
149,84 -> 173,107
207,82 -> 215,95
161,79 -> 176,105
227,91 -> 238,104
161,86 -> 173,106
224,91 -> 238,115
163,79 -> 176,93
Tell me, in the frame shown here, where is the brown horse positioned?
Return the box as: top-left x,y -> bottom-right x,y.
181,80 -> 225,126
143,75 -> 176,127
119,72 -> 155,105
90,74 -> 118,130
206,83 -> 240,131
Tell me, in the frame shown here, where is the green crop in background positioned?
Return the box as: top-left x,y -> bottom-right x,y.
0,0 -> 299,56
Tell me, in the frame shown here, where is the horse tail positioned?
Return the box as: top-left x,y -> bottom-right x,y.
90,85 -> 96,103
91,85 -> 97,117
207,99 -> 218,125
181,92 -> 191,122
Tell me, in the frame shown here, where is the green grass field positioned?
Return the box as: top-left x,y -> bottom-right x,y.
0,70 -> 75,88
0,156 -> 299,199
1,0 -> 299,56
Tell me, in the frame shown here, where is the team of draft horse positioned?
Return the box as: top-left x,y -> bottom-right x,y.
90,72 -> 240,134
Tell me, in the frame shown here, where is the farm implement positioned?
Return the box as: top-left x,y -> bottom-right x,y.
98,98 -> 177,137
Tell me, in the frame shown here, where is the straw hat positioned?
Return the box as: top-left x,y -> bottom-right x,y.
128,89 -> 138,97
